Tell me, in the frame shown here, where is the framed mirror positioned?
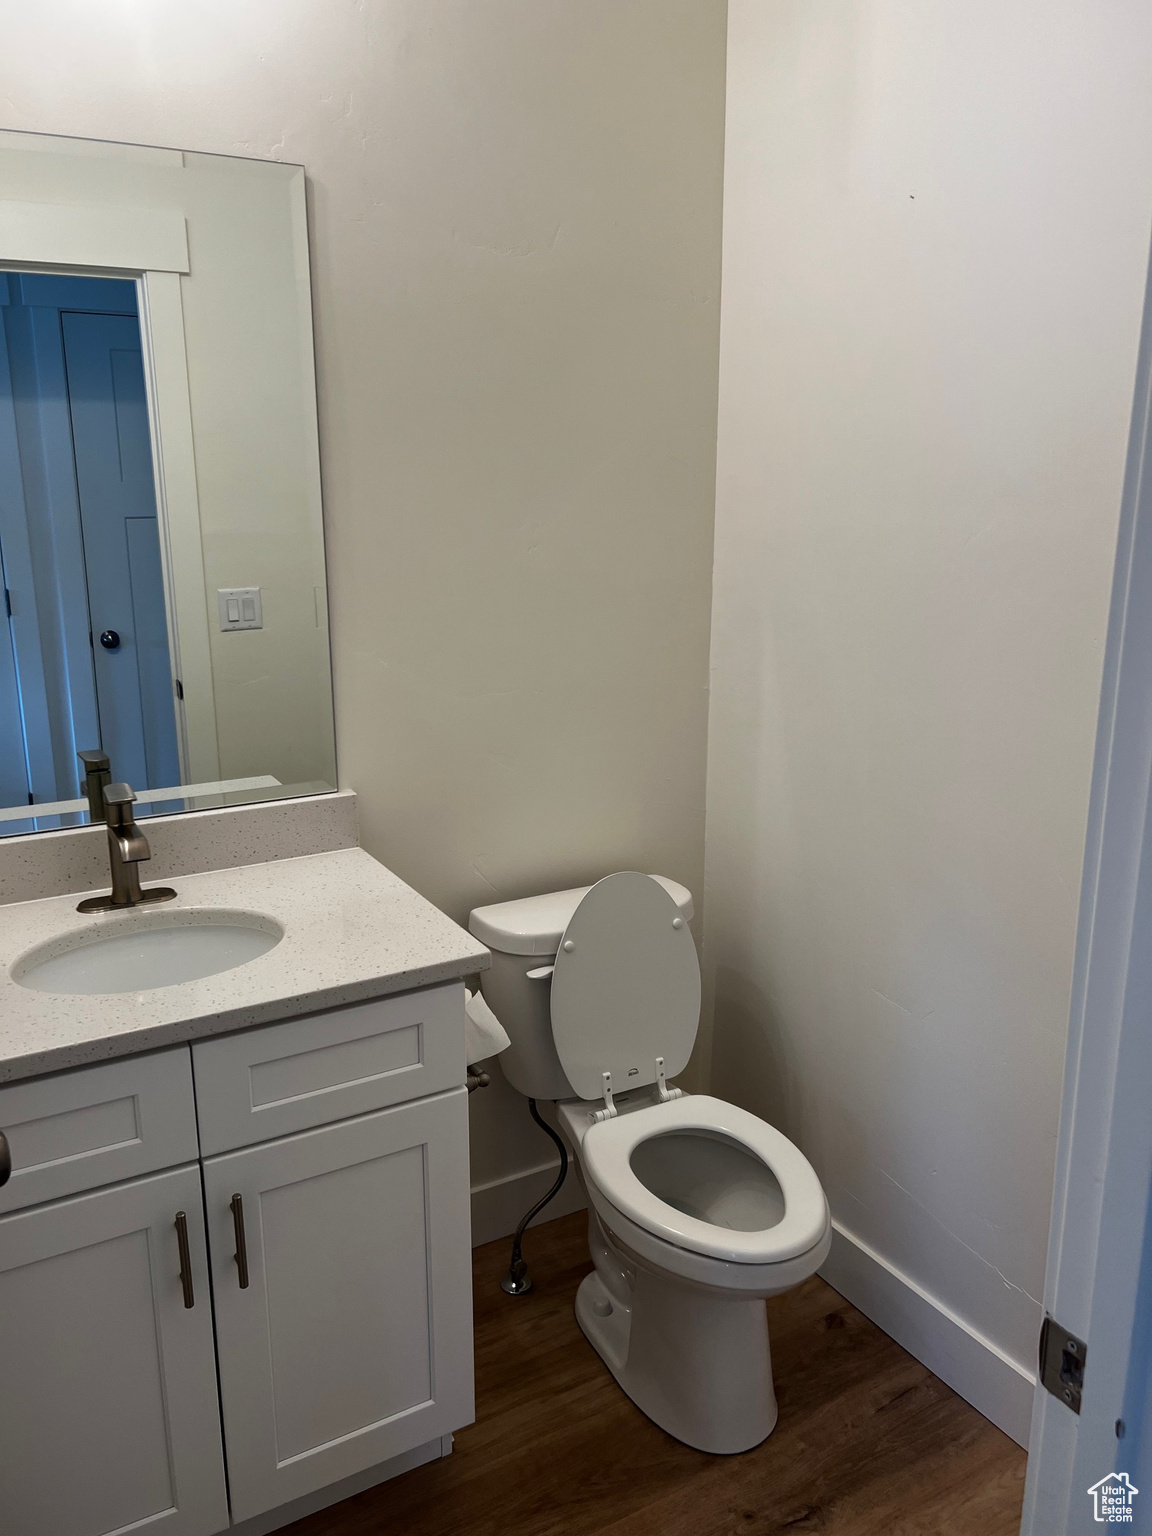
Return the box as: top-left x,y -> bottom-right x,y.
0,129 -> 336,838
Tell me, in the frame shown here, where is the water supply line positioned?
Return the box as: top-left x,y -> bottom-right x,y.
501,1099 -> 569,1295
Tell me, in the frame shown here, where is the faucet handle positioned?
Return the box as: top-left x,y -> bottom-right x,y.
78,750 -> 110,772
102,783 -> 138,828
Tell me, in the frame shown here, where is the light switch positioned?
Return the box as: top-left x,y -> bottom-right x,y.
217,587 -> 263,632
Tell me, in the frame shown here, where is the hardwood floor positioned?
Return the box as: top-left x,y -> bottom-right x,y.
284,1211 -> 1026,1536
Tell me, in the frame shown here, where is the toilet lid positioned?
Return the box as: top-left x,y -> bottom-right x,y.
550,872 -> 700,1101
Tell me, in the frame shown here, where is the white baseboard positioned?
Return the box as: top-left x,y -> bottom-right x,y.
820,1220 -> 1035,1448
470,1158 -> 587,1248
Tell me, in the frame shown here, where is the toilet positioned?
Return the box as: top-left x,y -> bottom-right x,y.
469,871 -> 831,1455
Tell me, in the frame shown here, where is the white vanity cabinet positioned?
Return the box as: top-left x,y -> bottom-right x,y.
0,981 -> 474,1536
204,1090 -> 472,1522
0,1167 -> 229,1536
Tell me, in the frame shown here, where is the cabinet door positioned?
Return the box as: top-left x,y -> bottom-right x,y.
204,1086 -> 473,1523
0,1166 -> 229,1536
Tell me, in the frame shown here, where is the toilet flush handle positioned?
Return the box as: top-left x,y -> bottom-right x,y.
526,965 -> 554,981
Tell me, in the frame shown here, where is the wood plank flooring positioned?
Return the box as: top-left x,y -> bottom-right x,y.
284,1211 -> 1026,1536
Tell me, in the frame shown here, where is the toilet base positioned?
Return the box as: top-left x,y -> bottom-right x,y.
574,1260 -> 778,1455
575,1271 -> 631,1376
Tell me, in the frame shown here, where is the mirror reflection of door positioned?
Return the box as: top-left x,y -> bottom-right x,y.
0,272 -> 179,804
62,312 -> 180,791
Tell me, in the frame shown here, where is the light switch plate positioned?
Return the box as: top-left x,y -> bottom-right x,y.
217,587 -> 263,632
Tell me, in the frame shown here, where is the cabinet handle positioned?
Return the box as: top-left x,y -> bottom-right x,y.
174,1211 -> 195,1308
0,1129 -> 11,1188
230,1193 -> 250,1289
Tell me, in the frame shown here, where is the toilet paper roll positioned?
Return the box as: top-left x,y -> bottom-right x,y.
464,987 -> 511,1066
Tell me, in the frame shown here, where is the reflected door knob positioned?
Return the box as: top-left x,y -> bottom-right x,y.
99,630 -> 120,650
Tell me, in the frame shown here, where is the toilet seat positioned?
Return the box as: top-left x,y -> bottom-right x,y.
584,1179 -> 833,1297
580,1094 -> 828,1265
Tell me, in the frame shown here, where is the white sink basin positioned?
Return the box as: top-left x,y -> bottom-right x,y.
12,909 -> 284,995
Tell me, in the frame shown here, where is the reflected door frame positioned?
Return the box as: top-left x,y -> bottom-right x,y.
136,269 -> 219,784
0,201 -> 221,788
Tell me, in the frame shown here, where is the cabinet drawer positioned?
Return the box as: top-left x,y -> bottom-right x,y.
0,1048 -> 199,1215
192,982 -> 466,1154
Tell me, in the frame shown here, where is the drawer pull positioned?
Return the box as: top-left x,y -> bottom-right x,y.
174,1211 -> 195,1309
0,1129 -> 10,1187
230,1193 -> 250,1289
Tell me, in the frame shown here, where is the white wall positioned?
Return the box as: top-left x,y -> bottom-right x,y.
0,2 -> 727,1211
708,0 -> 1152,1423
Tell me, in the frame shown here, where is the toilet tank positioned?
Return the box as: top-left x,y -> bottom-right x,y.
468,876 -> 694,1101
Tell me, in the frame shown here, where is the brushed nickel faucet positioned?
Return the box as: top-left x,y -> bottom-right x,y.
77,783 -> 177,914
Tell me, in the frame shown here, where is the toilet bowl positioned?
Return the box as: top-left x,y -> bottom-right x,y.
469,871 -> 831,1455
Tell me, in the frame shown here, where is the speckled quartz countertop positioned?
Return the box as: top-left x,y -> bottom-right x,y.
0,847 -> 490,1083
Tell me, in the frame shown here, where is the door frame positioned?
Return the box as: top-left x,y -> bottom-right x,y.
136,269 -> 219,784
0,198 -> 221,787
1020,241 -> 1152,1532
